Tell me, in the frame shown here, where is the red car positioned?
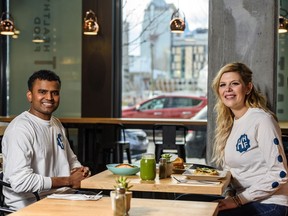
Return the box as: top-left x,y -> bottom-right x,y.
122,95 -> 207,119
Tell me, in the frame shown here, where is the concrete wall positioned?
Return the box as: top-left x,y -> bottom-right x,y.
207,0 -> 278,164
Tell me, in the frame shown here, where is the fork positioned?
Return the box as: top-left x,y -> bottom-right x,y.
84,190 -> 103,199
172,176 -> 220,185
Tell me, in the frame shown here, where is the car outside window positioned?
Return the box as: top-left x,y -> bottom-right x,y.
139,98 -> 165,110
166,97 -> 202,108
122,95 -> 207,119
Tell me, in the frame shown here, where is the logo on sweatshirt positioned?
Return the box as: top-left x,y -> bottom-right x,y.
57,134 -> 64,150
236,134 -> 250,153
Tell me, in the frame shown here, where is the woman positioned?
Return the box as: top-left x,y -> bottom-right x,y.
212,62 -> 288,216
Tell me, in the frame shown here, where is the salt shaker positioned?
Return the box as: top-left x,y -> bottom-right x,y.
159,158 -> 167,179
113,187 -> 126,216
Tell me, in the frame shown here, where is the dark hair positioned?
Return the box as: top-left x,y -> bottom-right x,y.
28,70 -> 61,91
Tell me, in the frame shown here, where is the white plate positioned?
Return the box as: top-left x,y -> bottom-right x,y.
182,169 -> 227,181
172,163 -> 193,174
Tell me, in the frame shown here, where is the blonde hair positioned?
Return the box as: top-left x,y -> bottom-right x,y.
211,62 -> 276,167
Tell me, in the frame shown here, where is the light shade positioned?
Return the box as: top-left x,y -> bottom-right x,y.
83,10 -> 99,35
170,9 -> 186,33
12,28 -> 20,39
0,12 -> 15,35
279,16 -> 288,34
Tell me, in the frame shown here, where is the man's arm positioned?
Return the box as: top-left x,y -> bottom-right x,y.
51,166 -> 91,189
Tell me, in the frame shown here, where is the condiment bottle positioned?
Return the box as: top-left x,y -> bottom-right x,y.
159,158 -> 167,179
113,187 -> 126,216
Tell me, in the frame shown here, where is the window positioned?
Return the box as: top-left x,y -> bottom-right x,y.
9,0 -> 82,117
277,1 -> 288,121
121,0 -> 209,117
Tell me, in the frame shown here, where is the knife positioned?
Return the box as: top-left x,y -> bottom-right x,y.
188,163 -> 217,170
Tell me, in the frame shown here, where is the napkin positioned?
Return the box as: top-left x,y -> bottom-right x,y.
47,193 -> 103,201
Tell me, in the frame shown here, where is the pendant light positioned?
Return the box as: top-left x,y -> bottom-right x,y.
0,12 -> 15,35
83,10 -> 99,35
279,8 -> 288,34
279,16 -> 288,33
170,1 -> 185,33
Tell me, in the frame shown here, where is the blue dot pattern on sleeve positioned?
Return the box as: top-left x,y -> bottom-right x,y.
272,182 -> 279,188
280,171 -> 287,178
278,155 -> 283,163
273,138 -> 279,145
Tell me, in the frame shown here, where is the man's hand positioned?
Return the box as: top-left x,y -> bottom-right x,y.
217,197 -> 238,211
71,166 -> 91,177
51,166 -> 91,189
69,168 -> 88,188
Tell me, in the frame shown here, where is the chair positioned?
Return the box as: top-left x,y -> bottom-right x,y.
0,128 -> 4,173
117,125 -> 132,164
0,126 -> 7,153
153,124 -> 188,162
0,172 -> 40,215
95,123 -> 132,165
283,135 -> 288,161
0,173 -> 14,215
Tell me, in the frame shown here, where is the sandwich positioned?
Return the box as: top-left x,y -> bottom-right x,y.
172,157 -> 184,169
115,163 -> 135,168
194,167 -> 219,175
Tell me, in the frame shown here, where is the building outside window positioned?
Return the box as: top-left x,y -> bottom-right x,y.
121,0 -> 209,110
121,0 -> 209,161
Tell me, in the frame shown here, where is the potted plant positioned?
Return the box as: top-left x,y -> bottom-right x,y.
161,154 -> 173,177
111,176 -> 133,214
114,176 -> 133,191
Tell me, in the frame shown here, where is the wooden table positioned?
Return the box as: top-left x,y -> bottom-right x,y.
10,197 -> 219,216
281,121 -> 288,135
0,126 -> 6,136
0,116 -> 207,130
81,170 -> 231,195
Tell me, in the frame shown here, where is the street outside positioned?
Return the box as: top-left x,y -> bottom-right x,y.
126,132 -> 206,165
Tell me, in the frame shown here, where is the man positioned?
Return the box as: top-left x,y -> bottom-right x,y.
2,70 -> 90,210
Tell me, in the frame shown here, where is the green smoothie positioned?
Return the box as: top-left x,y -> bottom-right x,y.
140,153 -> 156,181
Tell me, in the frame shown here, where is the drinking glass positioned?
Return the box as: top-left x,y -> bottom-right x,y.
140,153 -> 156,181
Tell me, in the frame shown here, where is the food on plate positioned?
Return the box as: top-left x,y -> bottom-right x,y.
172,157 -> 184,169
194,167 -> 219,176
115,163 -> 135,168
